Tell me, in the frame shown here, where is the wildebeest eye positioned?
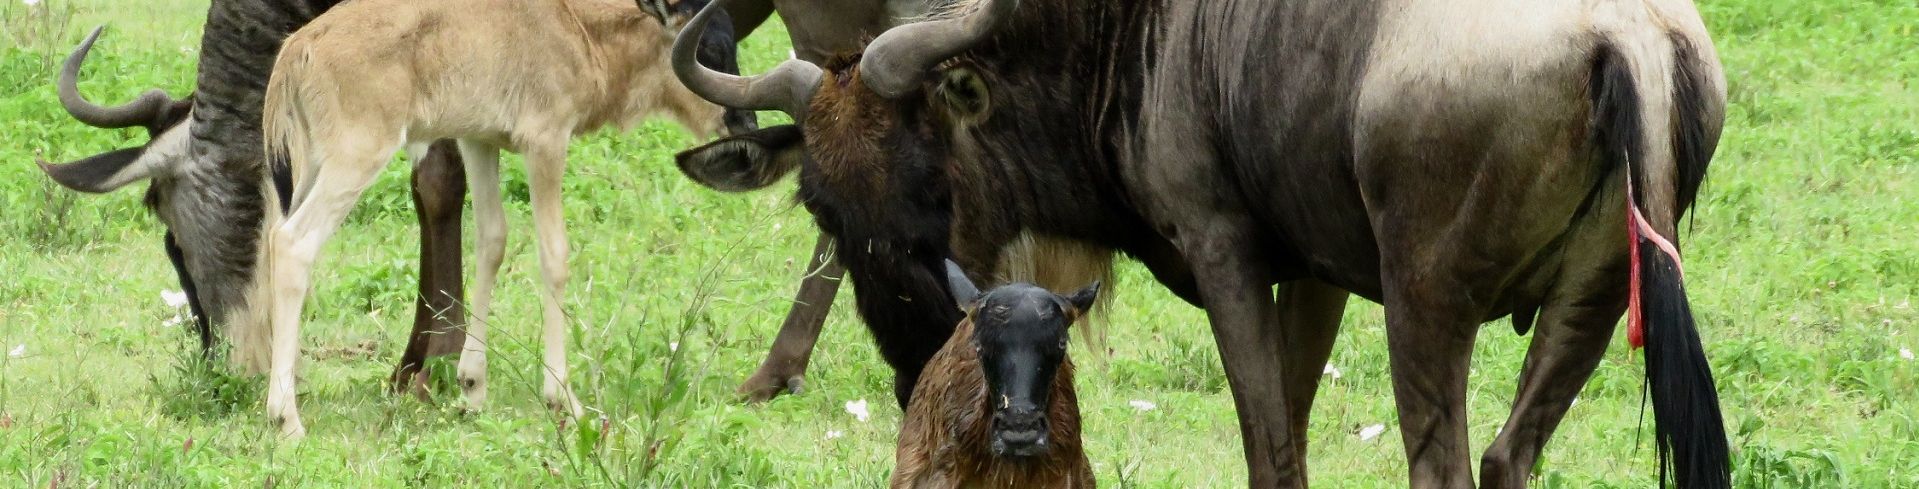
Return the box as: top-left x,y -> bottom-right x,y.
937,67 -> 991,121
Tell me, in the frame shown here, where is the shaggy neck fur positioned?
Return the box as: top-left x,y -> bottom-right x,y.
891,315 -> 1091,488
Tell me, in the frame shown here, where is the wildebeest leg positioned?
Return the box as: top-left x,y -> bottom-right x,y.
391,140 -> 468,401
525,142 -> 582,419
1273,279 -> 1349,461
1480,231 -> 1628,489
264,138 -> 398,439
1182,231 -> 1302,487
454,140 -> 505,412
1379,271 -> 1480,488
739,232 -> 842,402
726,0 -> 775,40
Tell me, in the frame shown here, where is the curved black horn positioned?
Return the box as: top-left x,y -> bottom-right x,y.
859,0 -> 1019,99
672,0 -> 821,118
59,26 -> 179,129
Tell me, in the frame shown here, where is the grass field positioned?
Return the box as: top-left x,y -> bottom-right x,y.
2,0 -> 1916,487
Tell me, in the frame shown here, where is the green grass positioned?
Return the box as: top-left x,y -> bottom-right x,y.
2,0 -> 1915,486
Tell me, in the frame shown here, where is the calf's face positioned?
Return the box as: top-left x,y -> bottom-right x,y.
638,0 -> 757,136
945,261 -> 1099,459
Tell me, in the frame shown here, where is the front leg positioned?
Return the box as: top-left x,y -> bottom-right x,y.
455,140 -> 505,411
393,140 -> 468,400
1274,279 -> 1349,460
524,142 -> 582,419
1179,222 -> 1304,487
739,232 -> 843,402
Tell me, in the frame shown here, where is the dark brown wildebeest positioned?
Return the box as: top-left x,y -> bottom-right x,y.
692,0 -> 970,403
36,0 -> 751,397
891,260 -> 1098,489
672,0 -> 1731,487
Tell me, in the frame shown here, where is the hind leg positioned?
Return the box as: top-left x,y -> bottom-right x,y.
455,140 -> 504,411
1480,230 -> 1629,488
264,140 -> 397,438
1376,257 -> 1484,488
524,142 -> 582,418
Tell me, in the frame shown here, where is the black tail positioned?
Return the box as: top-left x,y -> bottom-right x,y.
1639,243 -> 1729,489
1592,42 -> 1731,489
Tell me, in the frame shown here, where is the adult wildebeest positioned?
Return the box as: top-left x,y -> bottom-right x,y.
892,260 -> 1099,488
693,0 -> 964,403
34,0 -> 748,397
672,0 -> 1731,487
250,0 -> 750,437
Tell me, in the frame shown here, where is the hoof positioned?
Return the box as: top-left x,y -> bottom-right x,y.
545,394 -> 584,420
389,368 -> 434,403
737,372 -> 806,404
458,376 -> 487,411
274,416 -> 306,440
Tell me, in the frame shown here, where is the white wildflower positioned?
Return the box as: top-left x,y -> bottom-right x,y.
1322,363 -> 1342,379
845,399 -> 870,422
1901,347 -> 1914,361
1358,424 -> 1386,442
161,290 -> 189,308
7,344 -> 23,358
669,342 -> 679,352
824,430 -> 844,440
23,0 -> 41,7
1128,400 -> 1156,412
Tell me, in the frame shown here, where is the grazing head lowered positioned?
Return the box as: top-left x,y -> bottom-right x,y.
35,1 -> 348,368
891,260 -> 1097,488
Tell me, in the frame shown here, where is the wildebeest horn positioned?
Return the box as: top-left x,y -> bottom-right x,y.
859,0 -> 1018,99
59,26 -> 181,130
672,0 -> 821,118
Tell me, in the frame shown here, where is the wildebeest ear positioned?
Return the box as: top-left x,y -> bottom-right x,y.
37,121 -> 189,193
674,124 -> 805,192
936,67 -> 991,122
944,259 -> 981,307
1062,281 -> 1101,318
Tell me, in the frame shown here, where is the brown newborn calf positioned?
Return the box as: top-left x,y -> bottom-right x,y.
891,260 -> 1101,488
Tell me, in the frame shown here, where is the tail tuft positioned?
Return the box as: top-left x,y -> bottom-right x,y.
1638,240 -> 1730,489
1594,38 -> 1732,488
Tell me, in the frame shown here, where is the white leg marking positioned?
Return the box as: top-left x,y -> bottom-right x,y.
265,140 -> 395,439
455,139 -> 504,411
525,143 -> 581,419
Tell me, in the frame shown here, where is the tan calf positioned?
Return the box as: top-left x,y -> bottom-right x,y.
254,0 -> 730,437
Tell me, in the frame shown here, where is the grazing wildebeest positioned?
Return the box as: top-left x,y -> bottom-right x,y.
250,0 -> 745,437
892,260 -> 1098,489
673,0 -> 1731,487
35,0 -> 749,398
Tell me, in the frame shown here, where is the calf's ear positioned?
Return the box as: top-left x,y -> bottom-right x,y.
944,259 -> 982,307
674,124 -> 805,192
1062,281 -> 1101,320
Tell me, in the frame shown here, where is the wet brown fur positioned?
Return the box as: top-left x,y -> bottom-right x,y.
892,312 -> 1093,489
